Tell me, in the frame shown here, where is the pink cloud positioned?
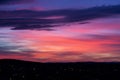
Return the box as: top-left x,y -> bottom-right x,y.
17,6 -> 45,11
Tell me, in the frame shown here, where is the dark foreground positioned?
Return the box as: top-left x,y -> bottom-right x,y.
0,59 -> 120,80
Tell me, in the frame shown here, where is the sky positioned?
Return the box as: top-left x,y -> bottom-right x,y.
0,0 -> 120,62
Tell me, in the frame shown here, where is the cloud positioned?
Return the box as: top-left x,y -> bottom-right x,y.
0,31 -> 120,62
32,51 -> 120,62
17,7 -> 45,11
0,45 -> 35,55
78,33 -> 120,54
84,34 -> 120,41
0,40 -> 37,55
105,44 -> 120,48
0,5 -> 120,30
103,44 -> 120,53
0,0 -> 35,5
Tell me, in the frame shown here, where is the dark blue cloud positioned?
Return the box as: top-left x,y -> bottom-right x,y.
0,5 -> 120,30
0,0 -> 34,5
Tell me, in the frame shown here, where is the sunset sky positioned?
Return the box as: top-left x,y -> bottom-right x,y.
0,0 -> 120,62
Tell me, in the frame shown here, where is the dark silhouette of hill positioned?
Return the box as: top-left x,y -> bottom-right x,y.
0,59 -> 120,80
